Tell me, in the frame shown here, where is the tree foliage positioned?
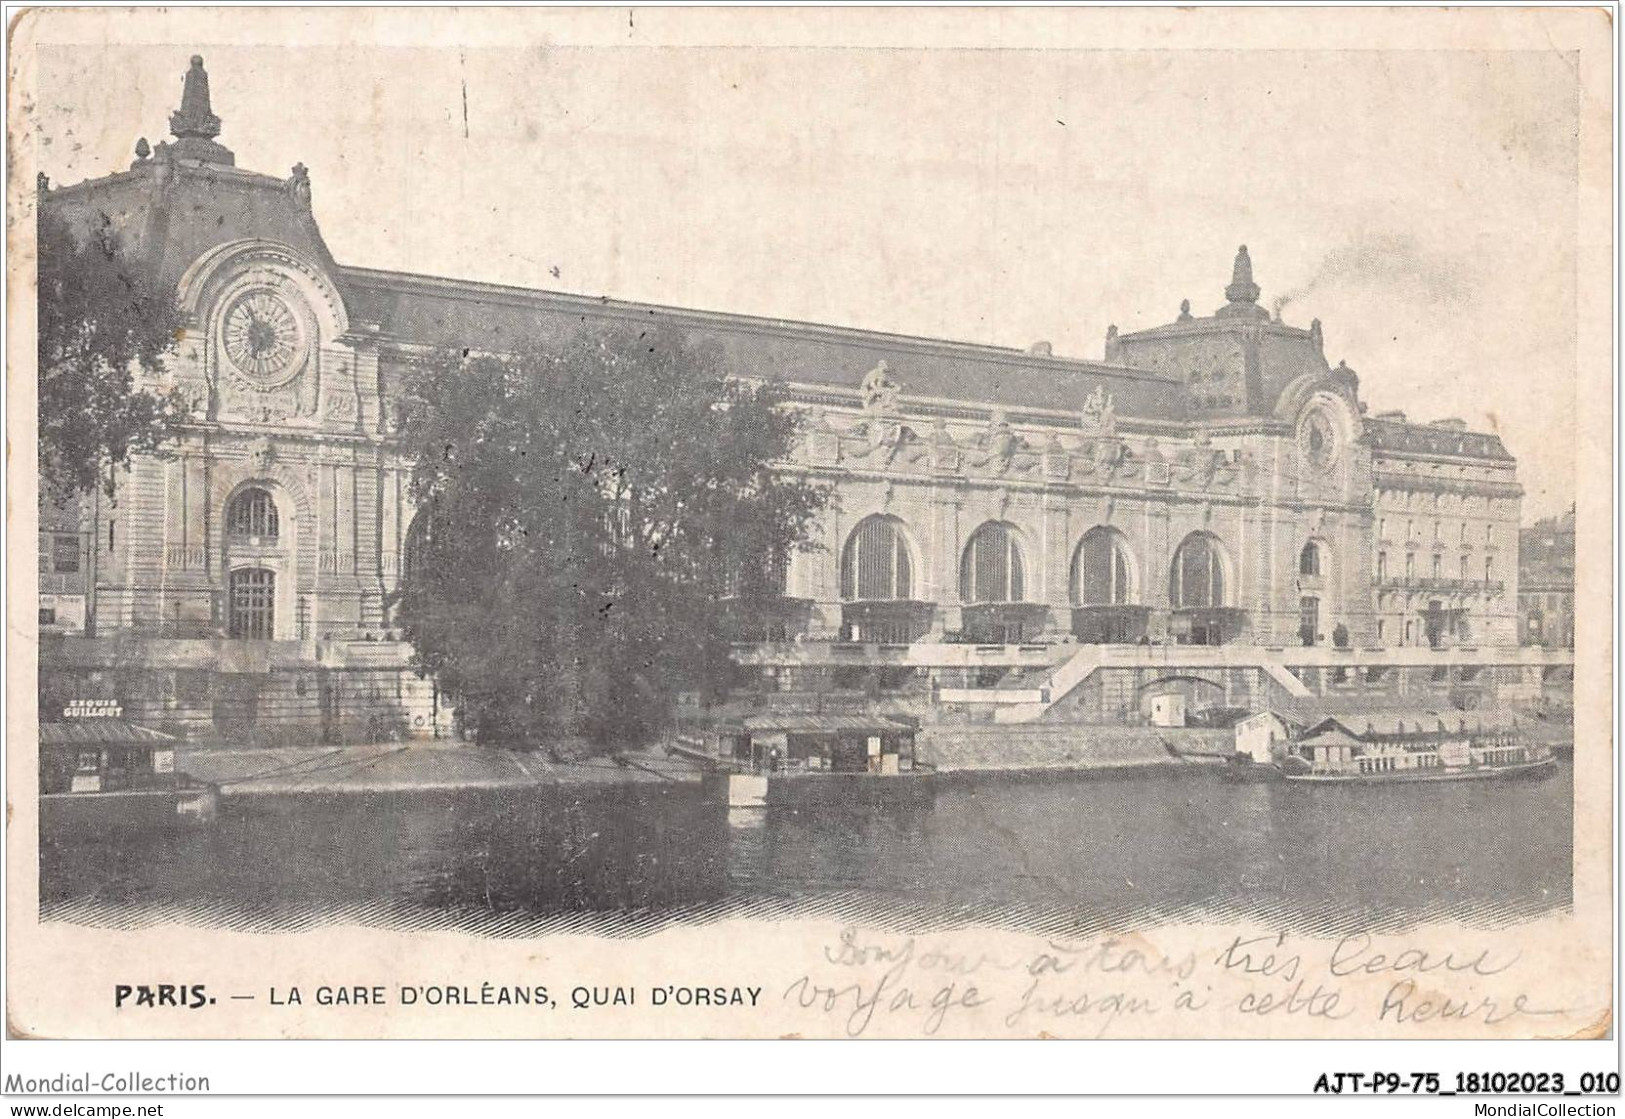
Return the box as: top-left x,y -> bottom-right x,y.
394,326 -> 828,751
37,205 -> 184,497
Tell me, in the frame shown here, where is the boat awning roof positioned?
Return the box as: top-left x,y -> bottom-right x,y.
1280,703 -> 1522,739
39,718 -> 179,747
730,714 -> 915,735
1298,727 -> 1365,748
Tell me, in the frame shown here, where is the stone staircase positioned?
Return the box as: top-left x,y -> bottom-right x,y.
990,643 -> 1313,724
1258,659 -> 1314,698
992,644 -> 1108,723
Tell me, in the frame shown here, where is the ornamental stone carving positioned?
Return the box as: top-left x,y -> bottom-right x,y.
1080,384 -> 1117,438
800,407 -> 842,465
859,360 -> 902,414
249,436 -> 276,471
847,416 -> 915,465
970,410 -> 1023,475
178,239 -> 350,430
1042,433 -> 1071,481
1178,446 -> 1228,490
1091,437 -> 1127,475
287,163 -> 312,209
929,418 -> 961,474
323,390 -> 360,425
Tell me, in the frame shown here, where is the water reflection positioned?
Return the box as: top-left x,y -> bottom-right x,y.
41,761 -> 1572,935
732,766 -> 1572,931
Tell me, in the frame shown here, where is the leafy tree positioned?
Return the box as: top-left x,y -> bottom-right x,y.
394,326 -> 828,752
37,205 -> 183,497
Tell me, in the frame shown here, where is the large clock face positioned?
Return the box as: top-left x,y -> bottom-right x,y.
1298,405 -> 1341,473
222,291 -> 304,386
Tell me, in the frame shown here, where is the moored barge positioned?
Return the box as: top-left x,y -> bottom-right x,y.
681,713 -> 935,808
1278,706 -> 1555,784
39,706 -> 218,834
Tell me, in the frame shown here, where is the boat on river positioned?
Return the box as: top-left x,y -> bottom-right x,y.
678,713 -> 935,807
1231,704 -> 1554,785
39,711 -> 218,834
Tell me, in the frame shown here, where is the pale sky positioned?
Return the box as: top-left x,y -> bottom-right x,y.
28,17 -> 1584,519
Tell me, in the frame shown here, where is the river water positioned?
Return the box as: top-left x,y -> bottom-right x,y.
41,761 -> 1572,936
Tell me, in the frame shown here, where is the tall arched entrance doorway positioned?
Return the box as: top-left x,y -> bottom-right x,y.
222,483 -> 296,640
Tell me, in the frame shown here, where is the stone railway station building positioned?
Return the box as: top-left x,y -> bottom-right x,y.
37,58 -> 1553,744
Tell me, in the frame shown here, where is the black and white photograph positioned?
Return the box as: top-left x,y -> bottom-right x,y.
3,3 -> 1615,1077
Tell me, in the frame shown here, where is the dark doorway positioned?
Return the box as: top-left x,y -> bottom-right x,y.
229,567 -> 276,639
1424,599 -> 1446,649
1299,596 -> 1320,646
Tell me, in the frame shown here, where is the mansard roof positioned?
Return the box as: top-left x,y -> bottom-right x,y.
41,56 -> 1514,458
340,265 -> 1191,421
1363,417 -> 1513,462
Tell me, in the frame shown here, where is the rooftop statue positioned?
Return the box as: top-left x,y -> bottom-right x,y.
166,55 -> 234,164
859,360 -> 902,414
1225,244 -> 1260,305
170,55 -> 221,140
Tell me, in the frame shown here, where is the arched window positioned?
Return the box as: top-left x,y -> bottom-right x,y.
227,488 -> 279,542
840,515 -> 914,601
1070,527 -> 1133,606
959,522 -> 1025,603
228,567 -> 276,639
1299,542 -> 1321,577
1169,533 -> 1227,609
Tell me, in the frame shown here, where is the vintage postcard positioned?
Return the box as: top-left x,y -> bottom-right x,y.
4,5 -> 1615,1064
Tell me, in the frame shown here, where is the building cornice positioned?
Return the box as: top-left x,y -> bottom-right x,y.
1118,314 -> 1315,343
1372,472 -> 1524,500
175,421 -> 389,450
44,158 -> 286,201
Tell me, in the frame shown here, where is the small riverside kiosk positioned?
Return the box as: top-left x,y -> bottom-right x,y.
39,701 -> 217,831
